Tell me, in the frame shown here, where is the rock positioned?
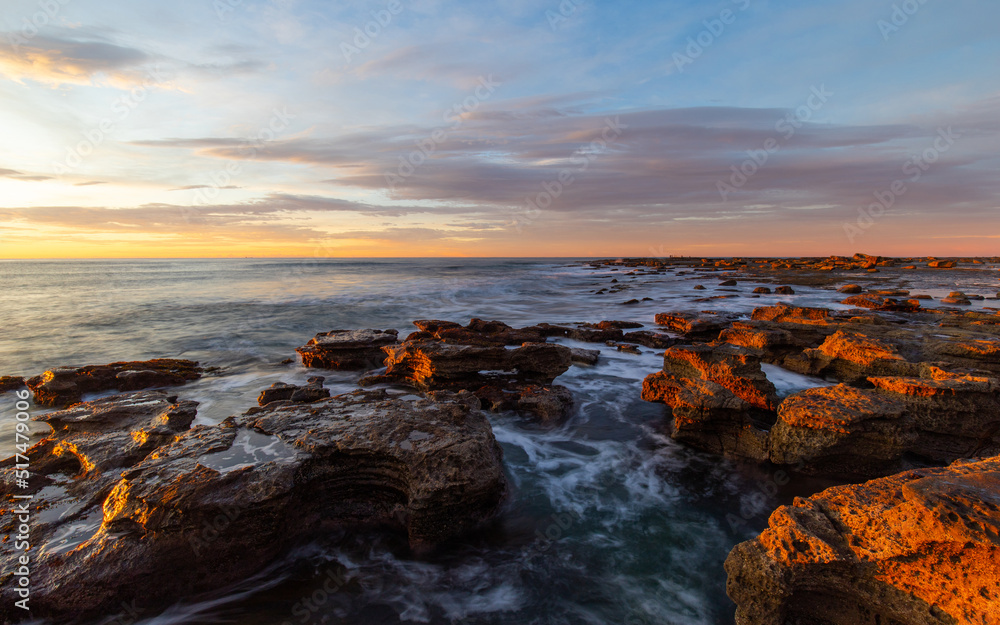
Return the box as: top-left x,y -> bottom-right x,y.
725,456 -> 1000,625
720,323 -> 800,354
912,294 -> 933,300
34,390 -> 198,476
25,360 -> 203,407
842,294 -> 920,312
475,384 -> 574,422
837,284 -> 863,294
654,312 -> 731,338
750,305 -> 831,325
795,330 -> 921,383
569,348 -> 601,365
0,390 -> 507,622
296,329 -> 399,370
0,376 -> 25,393
607,342 -> 641,355
621,330 -> 677,349
871,289 -> 910,296
928,259 -> 957,268
774,286 -> 795,295
534,323 -> 624,343
720,280 -> 738,287
364,340 -> 571,391
642,344 -> 779,461
942,296 -> 972,305
590,320 -> 644,330
359,339 -> 573,421
621,299 -> 640,305
418,319 -> 548,346
662,343 -> 779,411
642,371 -> 770,461
257,377 -> 330,406
694,285 -> 706,290
752,287 -> 772,294
769,371 -> 1000,479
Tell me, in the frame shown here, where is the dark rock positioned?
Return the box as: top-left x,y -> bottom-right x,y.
569,348 -> 601,365
0,376 -> 25,393
0,389 -> 507,622
296,328 -> 399,370
621,299 -> 640,305
589,320 -> 644,330
838,284 -> 864,294
257,377 -> 330,406
25,360 -> 203,407
774,286 -> 795,295
752,287 -> 771,294
475,384 -> 574,422
694,285 -> 706,290
621,330 -> 676,349
719,279 -> 738,287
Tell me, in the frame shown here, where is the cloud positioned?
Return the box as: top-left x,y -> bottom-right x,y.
129,99 -> 999,230
0,168 -> 52,181
0,34 -> 154,86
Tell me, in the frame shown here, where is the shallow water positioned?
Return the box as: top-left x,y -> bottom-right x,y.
1,258 -> 996,625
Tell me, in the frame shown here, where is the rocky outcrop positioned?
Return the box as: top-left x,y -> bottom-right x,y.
296,328 -> 399,369
770,370 -> 1000,479
365,340 -> 571,390
841,294 -> 920,312
0,376 -> 24,393
360,339 -> 574,421
642,371 -> 771,461
0,389 -> 507,623
25,359 -> 203,407
257,376 -> 330,406
790,330 -> 922,383
654,312 -> 732,338
725,456 -> 1000,625
662,343 -> 779,411
410,318 -> 548,346
642,343 -> 778,460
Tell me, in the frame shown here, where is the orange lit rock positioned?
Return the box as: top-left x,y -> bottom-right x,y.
726,457 -> 1000,625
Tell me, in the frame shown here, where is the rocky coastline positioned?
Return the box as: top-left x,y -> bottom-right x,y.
1,254 -> 998,624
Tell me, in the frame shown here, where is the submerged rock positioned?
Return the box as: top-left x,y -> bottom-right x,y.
296,328 -> 399,370
726,456 -> 1000,625
0,389 -> 507,622
25,359 -> 203,407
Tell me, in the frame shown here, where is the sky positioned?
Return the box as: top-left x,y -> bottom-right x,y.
0,0 -> 998,258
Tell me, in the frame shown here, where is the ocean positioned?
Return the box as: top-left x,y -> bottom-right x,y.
1,258 -> 997,625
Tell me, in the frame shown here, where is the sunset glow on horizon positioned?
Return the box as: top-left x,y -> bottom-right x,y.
2,0 -> 998,259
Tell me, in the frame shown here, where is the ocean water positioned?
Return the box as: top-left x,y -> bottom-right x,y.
1,258 -> 997,625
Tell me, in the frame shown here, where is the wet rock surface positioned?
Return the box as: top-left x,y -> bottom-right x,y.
24,359 -> 203,407
725,457 -> 1000,625
361,338 -> 574,421
296,328 -> 400,370
0,389 -> 507,622
0,376 -> 25,393
257,376 -> 331,406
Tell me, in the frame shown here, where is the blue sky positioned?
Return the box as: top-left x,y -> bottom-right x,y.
1,0 -> 998,257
